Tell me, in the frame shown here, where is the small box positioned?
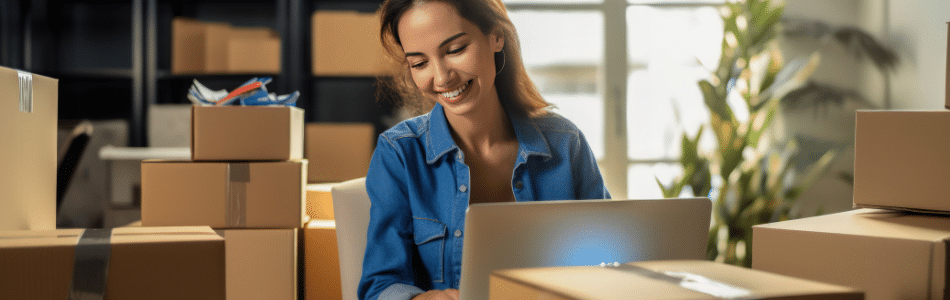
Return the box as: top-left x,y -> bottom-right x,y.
305,123 -> 374,183
192,105 -> 304,161
854,110 -> 950,213
0,67 -> 57,230
753,208 -> 950,300
307,183 -> 336,220
312,10 -> 392,76
490,260 -> 862,299
171,18 -> 230,74
227,27 -> 281,74
148,104 -> 192,147
141,160 -> 307,228
216,229 -> 297,300
0,226 -> 225,300
304,220 -> 342,300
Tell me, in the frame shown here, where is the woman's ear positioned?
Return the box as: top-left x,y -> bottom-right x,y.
489,28 -> 505,52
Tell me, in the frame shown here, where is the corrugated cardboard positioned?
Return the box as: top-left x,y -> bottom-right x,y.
304,220 -> 342,300
0,226 -> 225,300
490,260 -> 862,299
203,22 -> 231,73
192,105 -> 304,161
216,229 -> 297,300
141,160 -> 307,228
854,110 -> 950,213
0,67 -> 57,230
305,123 -> 374,183
307,183 -> 336,220
312,11 -> 392,76
228,37 -> 281,74
752,208 -> 950,300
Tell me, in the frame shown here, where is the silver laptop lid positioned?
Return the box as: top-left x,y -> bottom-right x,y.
459,198 -> 711,299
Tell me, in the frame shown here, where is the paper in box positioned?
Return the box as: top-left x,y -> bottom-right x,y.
0,66 -> 57,230
305,123 -> 374,183
0,226 -> 225,300
192,105 -> 304,161
753,208 -> 950,300
141,160 -> 307,228
216,229 -> 297,300
304,220 -> 342,300
854,110 -> 950,213
490,260 -> 862,299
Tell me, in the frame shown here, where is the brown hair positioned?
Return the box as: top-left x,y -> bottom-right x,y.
378,0 -> 550,118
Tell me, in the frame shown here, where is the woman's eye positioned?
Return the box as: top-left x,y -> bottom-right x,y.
410,61 -> 427,69
447,45 -> 468,54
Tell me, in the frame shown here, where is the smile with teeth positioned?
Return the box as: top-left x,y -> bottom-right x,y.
439,80 -> 472,100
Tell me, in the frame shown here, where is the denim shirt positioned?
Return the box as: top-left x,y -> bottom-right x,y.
359,103 -> 611,300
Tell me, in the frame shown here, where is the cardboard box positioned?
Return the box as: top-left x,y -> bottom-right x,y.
0,67 -> 57,230
753,208 -> 950,300
305,123 -> 374,183
141,160 -> 307,228
192,105 -> 304,161
227,27 -> 281,74
312,11 -> 391,76
304,220 -> 342,300
490,260 -> 862,299
148,104 -> 192,147
216,229 -> 297,300
172,18 -> 205,74
854,110 -> 950,213
0,226 -> 225,299
307,183 -> 336,220
99,146 -> 190,207
946,22 -> 949,109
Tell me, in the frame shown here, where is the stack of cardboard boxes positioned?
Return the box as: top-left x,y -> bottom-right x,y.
0,67 -> 227,299
751,25 -> 950,300
172,18 -> 281,74
141,105 -> 309,299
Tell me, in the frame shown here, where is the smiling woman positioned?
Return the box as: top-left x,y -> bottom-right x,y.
361,0 -> 612,299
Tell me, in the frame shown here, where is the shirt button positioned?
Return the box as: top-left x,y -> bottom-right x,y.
454,229 -> 462,237
459,185 -> 467,192
515,181 -> 524,189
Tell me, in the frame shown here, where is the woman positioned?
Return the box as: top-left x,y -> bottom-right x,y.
361,0 -> 611,299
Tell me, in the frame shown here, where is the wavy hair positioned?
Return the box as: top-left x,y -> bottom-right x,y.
379,0 -> 550,118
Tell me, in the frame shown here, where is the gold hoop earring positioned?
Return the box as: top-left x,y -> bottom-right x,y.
496,49 -> 506,75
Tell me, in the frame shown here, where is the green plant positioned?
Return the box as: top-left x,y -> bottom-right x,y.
656,0 -> 896,267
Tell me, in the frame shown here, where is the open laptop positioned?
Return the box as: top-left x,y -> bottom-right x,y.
459,198 -> 711,299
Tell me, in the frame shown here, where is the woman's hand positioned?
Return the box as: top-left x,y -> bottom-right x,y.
412,289 -> 460,300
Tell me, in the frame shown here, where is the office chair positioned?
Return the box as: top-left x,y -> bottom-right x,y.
331,177 -> 370,300
56,121 -> 92,215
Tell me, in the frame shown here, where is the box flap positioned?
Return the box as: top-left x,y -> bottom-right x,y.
755,208 -> 950,242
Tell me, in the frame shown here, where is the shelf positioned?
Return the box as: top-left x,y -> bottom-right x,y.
156,70 -> 282,79
52,68 -> 136,79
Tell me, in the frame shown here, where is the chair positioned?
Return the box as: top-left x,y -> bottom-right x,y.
57,121 -> 93,216
331,177 -> 370,300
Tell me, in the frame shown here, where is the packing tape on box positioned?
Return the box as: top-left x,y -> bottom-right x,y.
226,163 -> 250,227
69,229 -> 112,300
17,70 -> 32,113
607,264 -> 751,299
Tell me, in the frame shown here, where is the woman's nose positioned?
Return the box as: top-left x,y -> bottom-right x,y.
432,60 -> 454,88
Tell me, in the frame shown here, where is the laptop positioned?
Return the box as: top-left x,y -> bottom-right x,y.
458,198 -> 711,299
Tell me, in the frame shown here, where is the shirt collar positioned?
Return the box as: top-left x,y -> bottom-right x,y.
425,103 -> 552,165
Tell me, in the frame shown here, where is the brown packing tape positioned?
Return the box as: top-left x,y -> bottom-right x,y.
227,163 -> 250,227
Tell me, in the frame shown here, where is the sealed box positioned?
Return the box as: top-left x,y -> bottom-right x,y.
753,208 -> 950,300
192,105 -> 304,161
304,220 -> 342,300
0,67 -> 57,230
854,110 -> 950,213
305,123 -> 374,183
312,11 -> 391,76
141,160 -> 307,228
99,146 -> 190,207
227,27 -> 281,74
307,183 -> 336,220
216,229 -> 297,300
0,226 -> 225,299
490,260 -> 862,299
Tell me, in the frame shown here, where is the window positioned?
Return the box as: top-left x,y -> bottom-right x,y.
504,0 -> 724,199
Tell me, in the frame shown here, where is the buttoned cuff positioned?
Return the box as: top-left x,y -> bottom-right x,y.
379,283 -> 425,300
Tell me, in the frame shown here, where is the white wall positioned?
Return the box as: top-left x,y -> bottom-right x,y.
881,0 -> 949,109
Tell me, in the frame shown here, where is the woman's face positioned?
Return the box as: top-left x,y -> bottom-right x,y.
397,1 -> 504,117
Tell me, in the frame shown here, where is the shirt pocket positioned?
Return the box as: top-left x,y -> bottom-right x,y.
412,217 -> 447,284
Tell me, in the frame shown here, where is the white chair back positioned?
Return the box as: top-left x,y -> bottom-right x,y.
331,178 -> 370,300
